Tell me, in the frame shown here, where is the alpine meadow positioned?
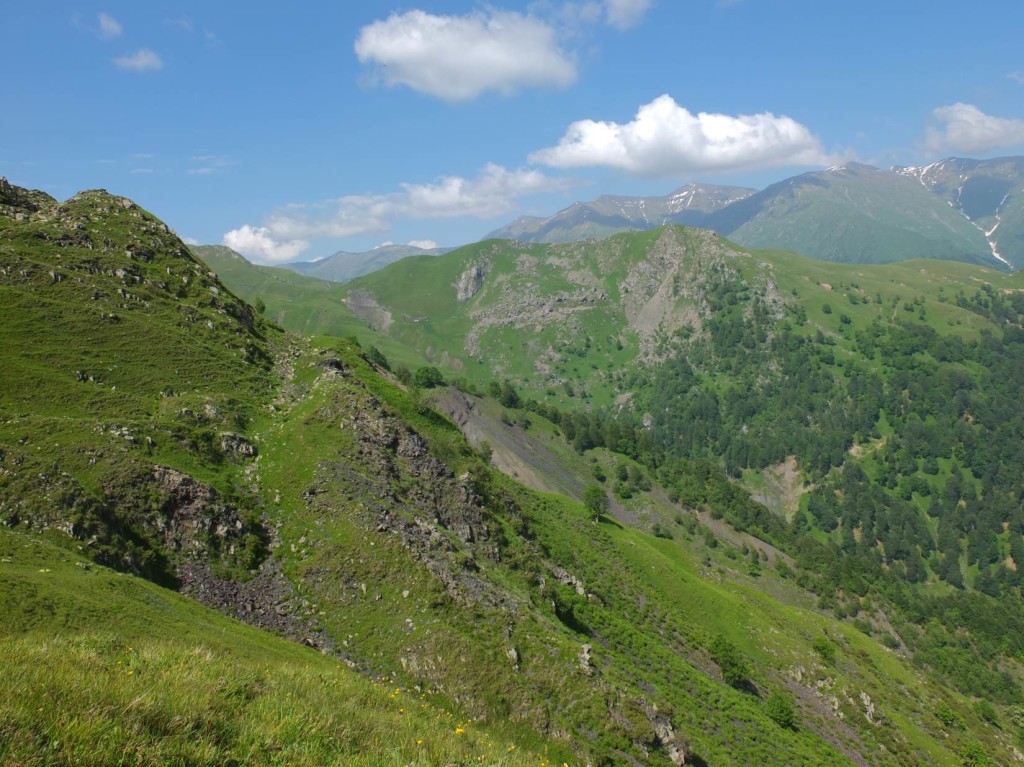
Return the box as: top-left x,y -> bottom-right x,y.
4,2 -> 1024,766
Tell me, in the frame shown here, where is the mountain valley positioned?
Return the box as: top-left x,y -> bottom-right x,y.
4,178 -> 1024,766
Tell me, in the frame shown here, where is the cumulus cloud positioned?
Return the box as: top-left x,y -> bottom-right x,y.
223,225 -> 310,264
408,239 -> 439,249
354,9 -> 576,101
114,48 -> 163,72
604,0 -> 652,29
925,103 -> 1024,154
223,165 -> 569,263
530,94 -> 834,177
98,12 -> 122,39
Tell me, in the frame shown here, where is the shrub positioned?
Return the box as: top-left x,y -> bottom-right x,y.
765,691 -> 797,729
811,636 -> 837,665
709,636 -> 749,689
935,701 -> 959,728
413,366 -> 444,389
583,485 -> 608,521
975,699 -> 998,725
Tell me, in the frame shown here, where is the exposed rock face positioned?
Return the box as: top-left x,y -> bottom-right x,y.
455,260 -> 489,301
579,643 -> 593,674
149,466 -> 262,559
0,177 -> 57,217
341,400 -> 491,549
647,705 -> 690,766
342,288 -> 393,332
552,565 -> 588,597
178,557 -> 333,652
284,365 -> 553,634
219,432 -> 257,458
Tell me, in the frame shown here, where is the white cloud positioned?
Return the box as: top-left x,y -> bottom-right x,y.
530,94 -> 835,177
1009,71 -> 1024,85
604,0 -> 652,29
98,12 -> 122,39
223,225 -> 310,264
398,163 -> 567,218
188,155 -> 234,175
130,168 -> 154,174
224,164 -> 569,263
408,239 -> 439,250
182,236 -> 200,246
354,9 -> 576,101
114,49 -> 163,72
925,103 -> 1024,154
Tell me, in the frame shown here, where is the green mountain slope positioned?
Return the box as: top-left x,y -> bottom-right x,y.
4,183 -> 1022,766
481,157 -> 1023,271
707,163 -> 998,267
0,529 -> 548,767
896,156 -> 1024,270
336,226 -> 1017,404
321,226 -> 1024,719
284,242 -> 452,283
191,243 -> 429,373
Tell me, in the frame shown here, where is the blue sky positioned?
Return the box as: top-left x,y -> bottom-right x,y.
2,1 -> 1023,263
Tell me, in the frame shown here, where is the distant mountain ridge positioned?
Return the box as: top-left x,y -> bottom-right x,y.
893,156 -> 1024,269
284,242 -> 452,283
486,156 -> 1024,271
486,182 -> 755,244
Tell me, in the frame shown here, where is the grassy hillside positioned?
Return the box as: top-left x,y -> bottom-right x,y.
331,226 -> 1021,405
251,224 -> 1024,727
4,185 -> 1022,765
192,244 -> 430,373
708,163 -> 997,267
0,528 -> 548,767
250,338 -> 1014,766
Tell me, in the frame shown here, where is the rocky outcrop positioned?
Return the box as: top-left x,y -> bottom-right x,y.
455,260 -> 489,301
342,402 -> 491,547
646,704 -> 690,766
149,466 -> 264,561
0,177 -> 57,218
342,289 -> 393,332
219,432 -> 257,458
178,557 -> 334,652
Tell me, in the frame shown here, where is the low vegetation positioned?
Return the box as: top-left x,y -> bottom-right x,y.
3,184 -> 1022,765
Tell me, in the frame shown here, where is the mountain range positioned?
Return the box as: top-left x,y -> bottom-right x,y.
5,177 -> 1024,766
285,242 -> 452,283
486,156 -> 1024,271
485,182 -> 756,244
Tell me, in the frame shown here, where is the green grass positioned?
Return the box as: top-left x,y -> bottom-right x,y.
193,245 -> 432,374
0,529 -> 556,767
4,191 -> 1020,767
246,336 -> 1011,766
